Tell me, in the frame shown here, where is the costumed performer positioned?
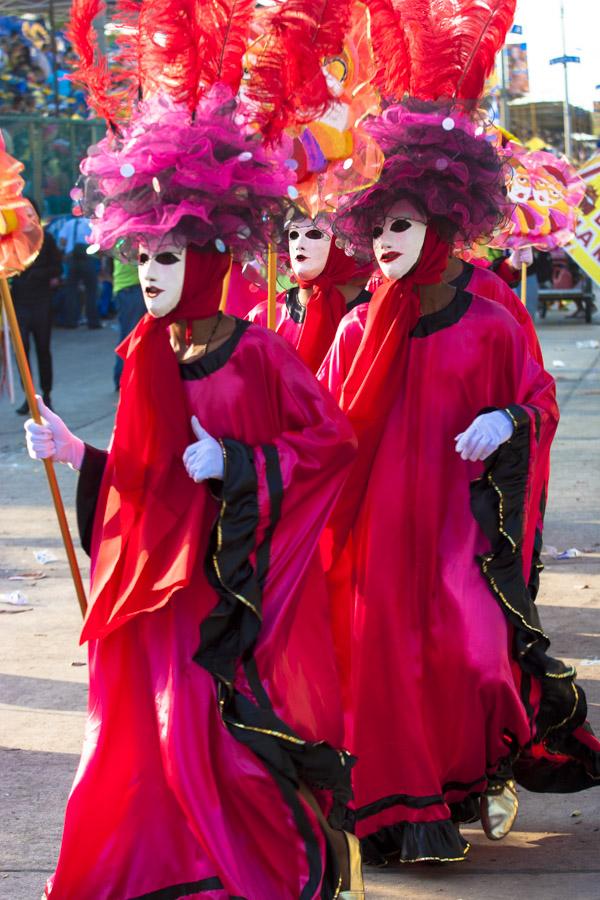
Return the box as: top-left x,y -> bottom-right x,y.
319,59 -> 600,872
23,1 -> 364,897
247,214 -> 371,373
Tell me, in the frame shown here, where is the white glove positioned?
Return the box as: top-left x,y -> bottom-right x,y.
509,247 -> 533,269
182,416 -> 224,482
24,396 -> 85,470
455,410 -> 514,462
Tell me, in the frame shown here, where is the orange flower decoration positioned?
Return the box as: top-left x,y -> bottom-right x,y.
0,130 -> 43,278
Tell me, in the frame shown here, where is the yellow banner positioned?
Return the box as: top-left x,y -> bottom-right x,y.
567,154 -> 600,286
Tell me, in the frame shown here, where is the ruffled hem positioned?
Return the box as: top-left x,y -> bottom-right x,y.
361,819 -> 470,867
470,403 -> 600,792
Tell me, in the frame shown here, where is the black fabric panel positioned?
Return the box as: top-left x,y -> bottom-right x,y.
76,444 -> 108,556
195,439 -> 261,687
129,877 -> 246,899
285,287 -> 305,324
470,404 -> 600,791
356,774 -> 488,822
179,319 -> 250,381
361,818 -> 469,867
130,879 -> 221,900
410,290 -> 472,338
255,443 -> 283,591
196,438 -> 353,899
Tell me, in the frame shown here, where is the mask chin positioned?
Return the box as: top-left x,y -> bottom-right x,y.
138,245 -> 187,318
292,255 -> 328,281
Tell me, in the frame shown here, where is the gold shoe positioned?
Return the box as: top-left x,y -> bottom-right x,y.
480,779 -> 519,840
339,831 -> 365,899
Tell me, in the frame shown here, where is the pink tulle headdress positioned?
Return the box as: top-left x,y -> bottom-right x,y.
333,0 -> 517,256
67,0 -> 300,261
75,86 -> 295,260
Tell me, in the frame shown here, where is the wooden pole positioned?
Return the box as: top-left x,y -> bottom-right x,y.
267,244 -> 277,330
219,253 -> 233,312
521,261 -> 527,306
0,277 -> 87,617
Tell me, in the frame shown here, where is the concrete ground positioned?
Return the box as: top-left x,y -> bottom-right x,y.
0,308 -> 599,900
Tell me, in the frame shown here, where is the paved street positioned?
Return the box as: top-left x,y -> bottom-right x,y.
1,310 -> 599,900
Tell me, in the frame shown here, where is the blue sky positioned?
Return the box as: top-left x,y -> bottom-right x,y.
513,0 -> 599,110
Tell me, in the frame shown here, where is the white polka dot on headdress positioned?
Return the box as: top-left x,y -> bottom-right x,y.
120,163 -> 135,177
442,117 -> 455,131
215,239 -> 227,253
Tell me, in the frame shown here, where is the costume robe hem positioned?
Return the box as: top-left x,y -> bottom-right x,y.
195,436 -> 354,899
470,403 -> 600,792
360,819 -> 470,867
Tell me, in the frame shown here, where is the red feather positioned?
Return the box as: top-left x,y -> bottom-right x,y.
366,0 -> 516,101
67,0 -> 120,123
366,0 -> 411,99
245,0 -> 353,143
69,0 -> 257,121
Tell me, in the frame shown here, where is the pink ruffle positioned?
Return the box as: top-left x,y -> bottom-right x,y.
78,85 -> 295,261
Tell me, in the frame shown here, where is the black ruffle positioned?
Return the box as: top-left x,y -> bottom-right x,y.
76,444 -> 108,556
195,438 -> 354,899
470,404 -> 600,792
362,819 -> 469,867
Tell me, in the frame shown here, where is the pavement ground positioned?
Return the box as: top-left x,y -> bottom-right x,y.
0,308 -> 599,900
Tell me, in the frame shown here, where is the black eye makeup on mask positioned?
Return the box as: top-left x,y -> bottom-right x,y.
288,228 -> 327,241
390,218 -> 412,233
155,252 -> 182,265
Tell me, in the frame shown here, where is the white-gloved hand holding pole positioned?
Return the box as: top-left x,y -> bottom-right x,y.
508,247 -> 533,270
183,416 -> 225,482
455,410 -> 514,462
24,396 -> 85,470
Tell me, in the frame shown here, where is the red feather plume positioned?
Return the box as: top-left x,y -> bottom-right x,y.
366,0 -> 517,101
67,0 -> 121,123
366,0 -> 411,100
69,0 -> 257,123
245,0 -> 354,143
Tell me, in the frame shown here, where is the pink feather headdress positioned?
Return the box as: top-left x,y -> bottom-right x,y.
334,0 -> 517,254
67,0 -> 298,260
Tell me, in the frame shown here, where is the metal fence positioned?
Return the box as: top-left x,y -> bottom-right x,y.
0,115 -> 103,216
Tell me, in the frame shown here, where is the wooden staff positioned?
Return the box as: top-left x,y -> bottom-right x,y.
0,276 -> 87,616
219,252 -> 233,312
267,243 -> 277,330
521,261 -> 527,306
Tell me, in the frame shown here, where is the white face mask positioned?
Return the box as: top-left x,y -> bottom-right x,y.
138,244 -> 187,318
288,218 -> 332,281
372,201 -> 427,281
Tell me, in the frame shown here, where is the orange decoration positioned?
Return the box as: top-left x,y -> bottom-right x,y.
0,130 -> 43,277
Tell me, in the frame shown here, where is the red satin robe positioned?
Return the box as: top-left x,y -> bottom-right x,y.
319,289 -> 600,864
45,320 -> 356,900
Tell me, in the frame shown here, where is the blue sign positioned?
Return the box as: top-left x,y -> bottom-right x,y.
550,55 -> 581,65
510,24 -> 523,34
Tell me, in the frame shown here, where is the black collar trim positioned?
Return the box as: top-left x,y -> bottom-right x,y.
411,290 -> 472,338
179,318 -> 250,381
448,262 -> 474,292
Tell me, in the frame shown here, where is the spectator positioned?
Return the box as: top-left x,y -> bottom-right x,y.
58,216 -> 101,328
11,202 -> 63,414
112,259 -> 145,390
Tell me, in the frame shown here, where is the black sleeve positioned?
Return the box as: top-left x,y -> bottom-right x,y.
76,445 -> 108,556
